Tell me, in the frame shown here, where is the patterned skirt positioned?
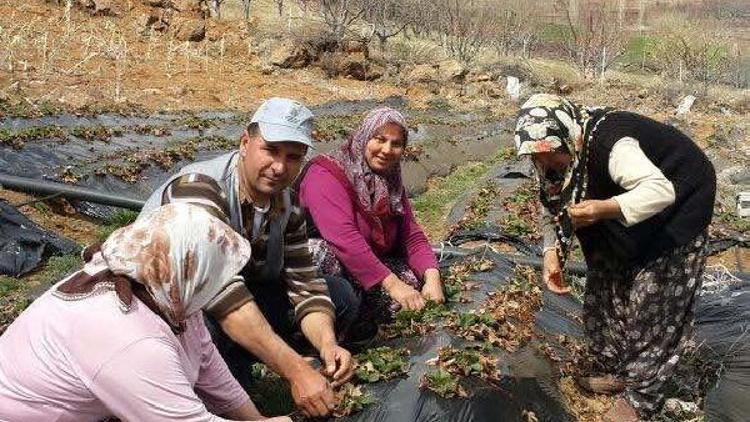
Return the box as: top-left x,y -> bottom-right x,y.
582,230 -> 708,415
309,238 -> 423,325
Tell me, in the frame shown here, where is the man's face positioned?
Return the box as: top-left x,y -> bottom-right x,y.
239,132 -> 307,201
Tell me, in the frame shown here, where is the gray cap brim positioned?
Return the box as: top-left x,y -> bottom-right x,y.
257,122 -> 314,148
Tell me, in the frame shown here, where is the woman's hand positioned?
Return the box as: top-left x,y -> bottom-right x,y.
421,269 -> 445,303
568,199 -> 622,229
543,249 -> 570,294
382,274 -> 425,311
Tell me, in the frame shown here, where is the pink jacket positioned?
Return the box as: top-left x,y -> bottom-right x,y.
299,163 -> 438,290
0,287 -> 248,421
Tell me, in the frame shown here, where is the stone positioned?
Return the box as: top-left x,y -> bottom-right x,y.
436,60 -> 467,83
142,10 -> 170,32
463,83 -> 481,98
75,0 -> 117,16
142,0 -> 170,7
340,39 -> 369,56
506,76 -> 521,101
342,54 -> 382,81
407,64 -> 437,84
260,64 -> 275,75
662,398 -> 700,419
468,72 -> 492,83
270,41 -> 314,69
171,0 -> 203,12
676,95 -> 697,116
174,18 -> 206,42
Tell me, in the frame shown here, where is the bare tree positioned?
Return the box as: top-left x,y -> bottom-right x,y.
436,0 -> 492,64
651,16 -> 736,87
241,0 -> 252,20
490,3 -> 538,58
555,0 -> 625,78
361,0 -> 409,47
274,0 -> 284,16
404,0 -> 439,39
209,0 -> 224,18
313,0 -> 365,43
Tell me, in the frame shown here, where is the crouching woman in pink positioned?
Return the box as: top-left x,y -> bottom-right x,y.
298,107 -> 444,330
0,203 -> 289,422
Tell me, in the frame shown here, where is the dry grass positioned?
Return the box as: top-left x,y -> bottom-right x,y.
558,376 -> 614,422
0,0 -> 406,113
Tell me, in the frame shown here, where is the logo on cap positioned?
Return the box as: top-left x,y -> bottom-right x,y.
285,104 -> 303,124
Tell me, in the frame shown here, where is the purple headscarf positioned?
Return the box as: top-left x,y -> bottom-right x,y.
304,107 -> 409,253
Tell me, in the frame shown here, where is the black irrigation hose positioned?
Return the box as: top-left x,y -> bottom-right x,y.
0,173 -> 743,277
0,173 -> 145,211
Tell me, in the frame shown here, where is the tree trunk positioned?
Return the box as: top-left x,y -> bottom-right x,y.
243,0 -> 251,20
638,0 -> 646,31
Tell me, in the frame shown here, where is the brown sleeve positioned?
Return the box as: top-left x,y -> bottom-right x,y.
203,276 -> 254,319
283,203 -> 335,324
161,174 -> 254,317
161,173 -> 231,223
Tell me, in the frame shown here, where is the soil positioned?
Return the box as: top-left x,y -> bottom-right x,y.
0,1 -> 748,420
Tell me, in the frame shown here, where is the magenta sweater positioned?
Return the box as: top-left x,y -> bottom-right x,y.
299,163 -> 438,290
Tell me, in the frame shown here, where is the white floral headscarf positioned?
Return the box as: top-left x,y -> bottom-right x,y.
514,93 -> 611,267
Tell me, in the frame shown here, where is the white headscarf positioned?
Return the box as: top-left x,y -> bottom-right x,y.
98,203 -> 251,326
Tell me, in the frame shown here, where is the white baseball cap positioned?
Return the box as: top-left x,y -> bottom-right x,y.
250,98 -> 314,147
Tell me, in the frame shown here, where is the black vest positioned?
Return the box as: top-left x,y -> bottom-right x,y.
576,112 -> 716,268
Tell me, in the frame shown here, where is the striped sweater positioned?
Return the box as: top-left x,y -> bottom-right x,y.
139,152 -> 334,323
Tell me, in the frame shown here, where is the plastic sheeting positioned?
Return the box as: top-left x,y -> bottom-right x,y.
338,245 -> 750,422
695,272 -> 750,422
0,200 -> 79,277
340,251 -> 576,422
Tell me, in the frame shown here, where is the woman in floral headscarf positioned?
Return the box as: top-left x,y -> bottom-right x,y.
0,203 -> 290,422
514,93 -> 715,419
298,107 -> 443,330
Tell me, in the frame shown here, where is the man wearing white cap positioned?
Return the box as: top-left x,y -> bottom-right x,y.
139,98 -> 359,417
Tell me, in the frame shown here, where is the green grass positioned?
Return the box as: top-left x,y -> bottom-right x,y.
412,147 -> 515,240
412,162 -> 493,240
1,254 -> 83,333
538,22 -> 573,44
620,35 -> 659,68
96,210 -> 139,242
44,255 -> 84,281
0,97 -> 62,118
716,211 -> 750,234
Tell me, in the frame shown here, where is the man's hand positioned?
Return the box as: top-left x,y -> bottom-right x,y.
543,249 -> 570,294
321,344 -> 355,387
420,269 -> 445,303
568,199 -> 622,229
383,274 -> 425,311
289,365 -> 336,418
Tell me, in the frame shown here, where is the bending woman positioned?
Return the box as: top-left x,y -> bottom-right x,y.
0,203 -> 290,422
514,93 -> 715,419
299,107 -> 443,327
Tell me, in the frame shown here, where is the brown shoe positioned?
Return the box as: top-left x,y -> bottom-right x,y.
603,398 -> 639,422
575,374 -> 625,395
